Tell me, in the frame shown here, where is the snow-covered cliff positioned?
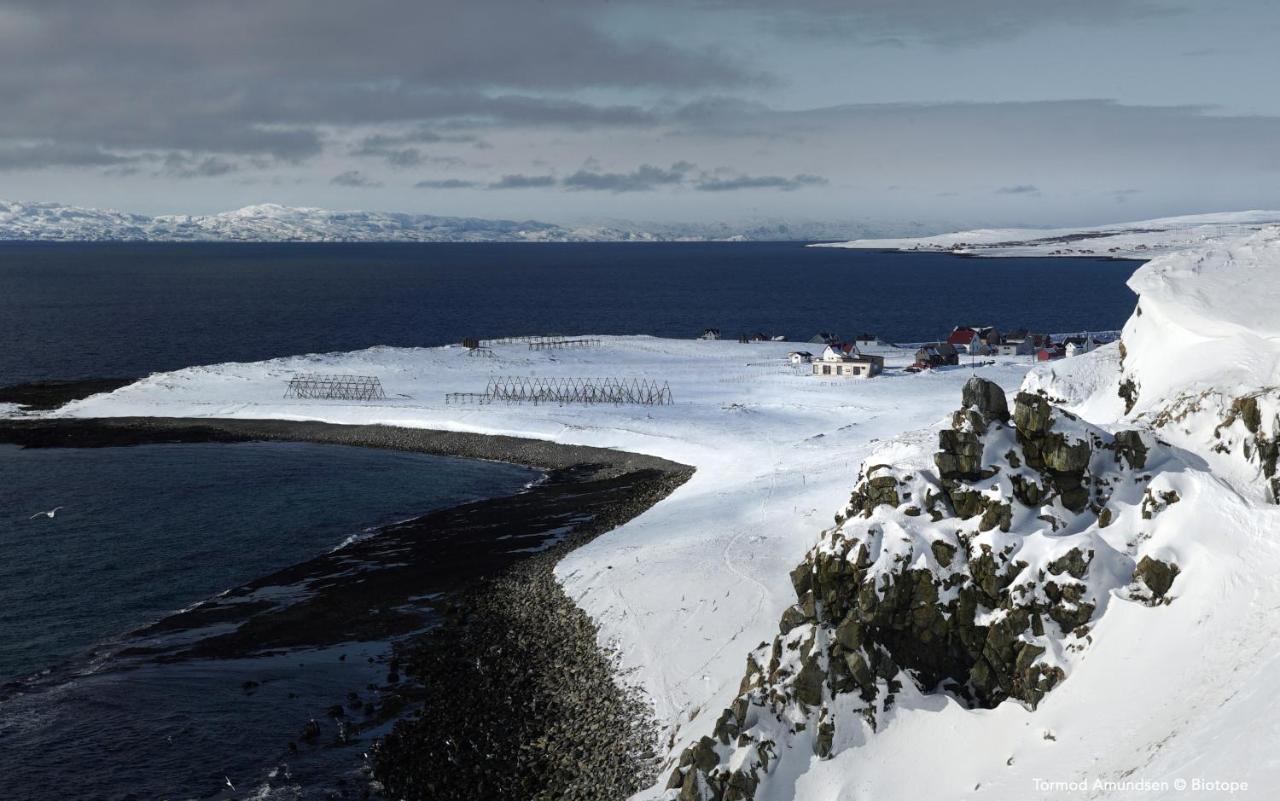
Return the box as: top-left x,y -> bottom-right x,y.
1033,226 -> 1280,501
669,224 -> 1280,800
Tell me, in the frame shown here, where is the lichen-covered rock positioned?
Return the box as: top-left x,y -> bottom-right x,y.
962,376 -> 1011,426
1113,430 -> 1149,470
1119,377 -> 1140,414
1132,556 -> 1180,604
664,380 -> 1185,801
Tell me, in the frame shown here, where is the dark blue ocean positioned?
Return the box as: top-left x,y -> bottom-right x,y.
0,242 -> 1140,384
0,442 -> 535,801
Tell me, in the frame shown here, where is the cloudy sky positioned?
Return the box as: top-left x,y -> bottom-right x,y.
1,0 -> 1277,227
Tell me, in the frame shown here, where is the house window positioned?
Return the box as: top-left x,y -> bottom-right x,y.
823,365 -> 831,375
853,367 -> 862,375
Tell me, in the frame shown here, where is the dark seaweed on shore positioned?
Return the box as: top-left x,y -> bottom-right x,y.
374,464 -> 690,801
0,378 -> 135,411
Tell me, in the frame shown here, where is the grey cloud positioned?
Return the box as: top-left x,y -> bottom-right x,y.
669,100 -> 1280,182
0,1 -> 751,91
351,128 -> 487,168
0,1 -> 751,172
162,153 -> 241,178
479,163 -> 830,193
562,162 -> 694,192
415,179 -> 479,189
0,142 -> 137,171
489,174 -> 557,189
995,184 -> 1040,195
691,0 -> 1177,45
330,170 -> 382,188
695,173 -> 828,192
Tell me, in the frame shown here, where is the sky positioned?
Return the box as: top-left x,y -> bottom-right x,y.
0,0 -> 1278,229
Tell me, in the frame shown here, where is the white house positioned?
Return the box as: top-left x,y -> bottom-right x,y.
996,340 -> 1032,357
788,351 -> 814,365
854,333 -> 881,348
811,345 -> 884,378
698,328 -> 721,340
1064,336 -> 1100,358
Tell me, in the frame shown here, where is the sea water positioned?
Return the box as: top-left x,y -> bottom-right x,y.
0,441 -> 535,800
0,241 -> 1140,383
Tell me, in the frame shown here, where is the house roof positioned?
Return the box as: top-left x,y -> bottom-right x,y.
1004,328 -> 1045,341
916,342 -> 958,356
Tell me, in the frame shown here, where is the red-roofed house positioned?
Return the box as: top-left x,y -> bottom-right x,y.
947,325 -> 1001,354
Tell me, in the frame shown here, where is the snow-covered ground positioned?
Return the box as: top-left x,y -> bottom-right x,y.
13,220 -> 1280,801
816,209 -> 1280,259
38,340 -> 1031,749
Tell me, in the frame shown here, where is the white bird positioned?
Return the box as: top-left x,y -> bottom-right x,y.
29,506 -> 62,520
224,776 -> 236,792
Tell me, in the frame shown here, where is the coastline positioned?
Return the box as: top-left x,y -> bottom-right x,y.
0,416 -> 693,800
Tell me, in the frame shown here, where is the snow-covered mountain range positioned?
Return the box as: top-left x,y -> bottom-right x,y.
0,199 -> 925,243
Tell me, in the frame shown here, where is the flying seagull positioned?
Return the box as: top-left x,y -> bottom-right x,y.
224,776 -> 236,792
29,507 -> 63,520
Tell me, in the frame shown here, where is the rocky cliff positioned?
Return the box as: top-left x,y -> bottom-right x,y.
664,378 -> 1187,801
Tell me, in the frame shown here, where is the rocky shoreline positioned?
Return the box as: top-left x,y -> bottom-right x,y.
0,377 -> 135,411
0,416 -> 693,801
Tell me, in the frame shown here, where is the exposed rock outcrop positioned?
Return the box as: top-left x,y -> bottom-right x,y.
664,378 -> 1182,801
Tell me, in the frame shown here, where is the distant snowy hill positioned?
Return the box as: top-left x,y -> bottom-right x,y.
815,209 -> 1280,259
0,199 -> 928,243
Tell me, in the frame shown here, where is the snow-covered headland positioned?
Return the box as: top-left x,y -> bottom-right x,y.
816,209 -> 1280,260
11,220 -> 1280,800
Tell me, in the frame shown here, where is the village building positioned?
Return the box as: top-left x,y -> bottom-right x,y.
812,345 -> 884,378
1003,329 -> 1048,349
947,325 -> 1001,354
808,332 -> 840,345
788,350 -> 814,365
748,332 -> 771,342
1062,335 -> 1101,357
698,328 -> 721,340
996,339 -> 1032,357
854,332 -> 881,348
1037,344 -> 1066,361
914,342 -> 960,368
